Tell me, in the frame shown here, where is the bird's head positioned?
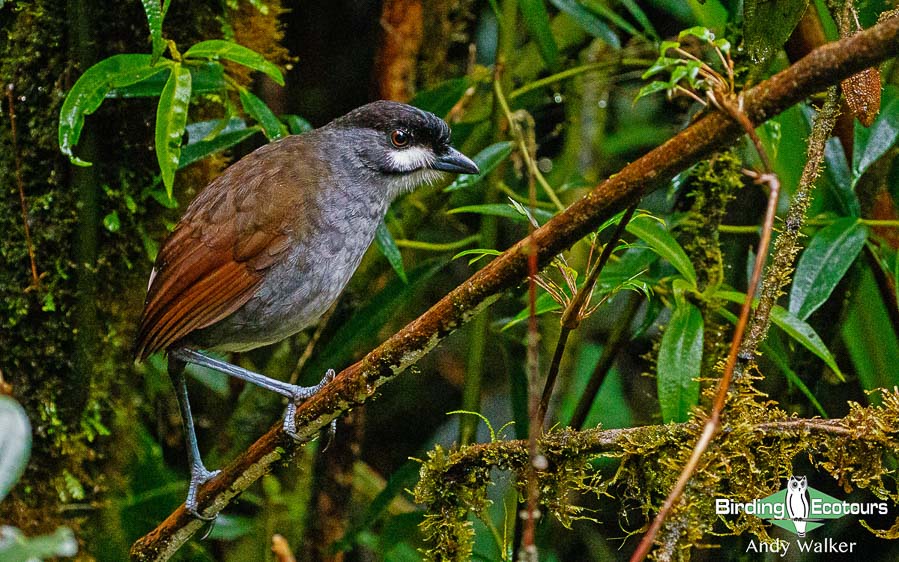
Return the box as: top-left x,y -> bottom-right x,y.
329,100 -> 479,198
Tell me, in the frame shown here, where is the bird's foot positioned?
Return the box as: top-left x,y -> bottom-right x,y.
186,464 -> 221,521
282,369 -> 336,439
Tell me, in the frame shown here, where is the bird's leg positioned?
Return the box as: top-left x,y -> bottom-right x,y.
282,369 -> 336,439
170,348 -> 335,439
167,357 -> 220,521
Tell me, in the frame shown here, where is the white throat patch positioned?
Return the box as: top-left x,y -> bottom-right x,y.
387,146 -> 435,172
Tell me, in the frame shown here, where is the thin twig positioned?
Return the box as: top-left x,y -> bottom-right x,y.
6,83 -> 40,289
130,18 -> 899,560
521,94 -> 541,561
538,204 -> 638,428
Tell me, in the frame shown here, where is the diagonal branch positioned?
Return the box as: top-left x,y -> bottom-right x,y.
130,15 -> 899,561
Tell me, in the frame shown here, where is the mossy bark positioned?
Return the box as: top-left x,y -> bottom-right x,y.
0,0 -> 284,550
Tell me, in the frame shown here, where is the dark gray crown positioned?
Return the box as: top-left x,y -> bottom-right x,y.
330,100 -> 451,148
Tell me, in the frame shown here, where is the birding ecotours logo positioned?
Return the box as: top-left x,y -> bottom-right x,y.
715,475 -> 889,537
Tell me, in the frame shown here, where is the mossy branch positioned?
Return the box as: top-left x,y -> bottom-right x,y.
130,15 -> 899,561
415,386 -> 899,560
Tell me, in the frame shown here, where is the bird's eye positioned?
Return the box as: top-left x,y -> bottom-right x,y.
390,129 -> 411,148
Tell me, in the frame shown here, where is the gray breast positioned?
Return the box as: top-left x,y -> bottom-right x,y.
191,177 -> 388,352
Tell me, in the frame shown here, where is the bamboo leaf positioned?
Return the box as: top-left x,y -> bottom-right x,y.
448,203 -> 554,223
155,63 -> 192,196
789,218 -> 868,320
657,301 -> 703,423
626,216 -> 697,287
184,39 -> 284,85
375,222 -> 408,284
549,0 -> 620,47
445,141 -> 514,192
59,54 -> 171,165
519,0 -> 560,69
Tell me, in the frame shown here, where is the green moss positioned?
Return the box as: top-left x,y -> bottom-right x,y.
414,380 -> 899,558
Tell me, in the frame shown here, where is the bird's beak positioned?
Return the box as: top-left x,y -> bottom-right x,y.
431,147 -> 480,175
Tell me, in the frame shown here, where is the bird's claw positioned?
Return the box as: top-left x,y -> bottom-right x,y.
186,465 -> 221,522
282,369 -> 336,439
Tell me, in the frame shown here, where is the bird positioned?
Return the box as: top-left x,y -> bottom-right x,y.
134,100 -> 479,518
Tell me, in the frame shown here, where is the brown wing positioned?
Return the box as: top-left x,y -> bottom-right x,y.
135,137 -> 314,359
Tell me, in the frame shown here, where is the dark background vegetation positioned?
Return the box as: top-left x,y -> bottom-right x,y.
2,0 -> 899,560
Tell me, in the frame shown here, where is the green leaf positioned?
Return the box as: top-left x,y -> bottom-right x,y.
842,264 -> 899,395
677,25 -> 716,43
618,0 -> 658,40
179,127 -> 261,169
155,63 -> 192,196
716,290 -> 844,381
853,86 -> 899,183
0,395 -> 31,503
452,248 -> 502,265
444,141 -> 513,192
239,88 -> 286,140
284,114 -> 313,134
103,211 -> 121,233
743,0 -> 809,63
108,62 -> 225,98
375,222 -> 408,283
410,78 -> 470,117
519,0 -> 560,69
184,39 -> 284,85
789,218 -> 868,320
635,80 -> 672,101
822,136 -> 859,216
657,301 -> 703,423
626,216 -> 697,287
141,0 -> 166,61
59,54 -> 172,165
448,203 -> 554,223
579,0 -> 640,38
549,0 -> 620,47
641,55 -> 680,80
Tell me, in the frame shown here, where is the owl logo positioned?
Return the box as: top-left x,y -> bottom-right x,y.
786,475 -> 810,536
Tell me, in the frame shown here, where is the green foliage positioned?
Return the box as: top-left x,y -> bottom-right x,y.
657,299 -> 704,423
375,222 -> 408,283
743,0 -> 809,63
58,3 -> 287,196
853,86 -> 899,184
154,63 -> 192,190
519,0 -> 559,69
789,218 -> 868,320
